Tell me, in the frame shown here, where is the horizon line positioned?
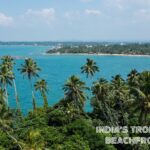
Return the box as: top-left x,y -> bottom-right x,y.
0,40 -> 150,43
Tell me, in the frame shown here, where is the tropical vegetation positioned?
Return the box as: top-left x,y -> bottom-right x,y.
47,43 -> 150,55
0,56 -> 150,150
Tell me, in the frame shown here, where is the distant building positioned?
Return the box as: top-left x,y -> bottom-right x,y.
120,43 -> 126,46
86,45 -> 93,48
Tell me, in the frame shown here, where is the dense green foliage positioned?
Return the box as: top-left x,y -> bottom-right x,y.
47,43 -> 150,55
0,56 -> 150,149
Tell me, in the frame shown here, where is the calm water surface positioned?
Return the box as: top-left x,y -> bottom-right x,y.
0,45 -> 150,113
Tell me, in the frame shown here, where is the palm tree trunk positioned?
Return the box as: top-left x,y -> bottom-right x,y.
105,102 -> 118,126
29,80 -> 36,111
4,84 -> 9,108
13,79 -> 20,110
41,90 -> 48,108
96,95 -> 109,121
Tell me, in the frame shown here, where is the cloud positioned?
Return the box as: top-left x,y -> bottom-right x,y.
115,0 -> 124,10
107,0 -> 150,10
64,11 -> 80,19
132,0 -> 150,6
25,8 -> 55,23
134,9 -> 150,20
106,0 -> 126,11
0,12 -> 13,26
85,9 -> 101,16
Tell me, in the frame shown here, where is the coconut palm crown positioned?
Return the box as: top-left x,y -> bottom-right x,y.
81,58 -> 99,78
18,58 -> 41,79
63,75 -> 88,110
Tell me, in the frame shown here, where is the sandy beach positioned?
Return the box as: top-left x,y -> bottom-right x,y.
43,52 -> 150,57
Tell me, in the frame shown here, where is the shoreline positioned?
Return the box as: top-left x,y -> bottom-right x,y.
43,52 -> 150,57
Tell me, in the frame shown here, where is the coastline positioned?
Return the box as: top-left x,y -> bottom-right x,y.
43,52 -> 150,57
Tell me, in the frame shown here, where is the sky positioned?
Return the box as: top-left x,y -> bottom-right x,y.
0,0 -> 150,41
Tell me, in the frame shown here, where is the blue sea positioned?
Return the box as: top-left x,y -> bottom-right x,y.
0,45 -> 150,113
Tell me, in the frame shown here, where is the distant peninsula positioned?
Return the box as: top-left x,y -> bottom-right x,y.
46,43 -> 150,56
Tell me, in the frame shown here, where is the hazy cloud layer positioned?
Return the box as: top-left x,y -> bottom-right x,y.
24,8 -> 55,24
85,9 -> 101,16
0,12 -> 13,26
0,0 -> 150,41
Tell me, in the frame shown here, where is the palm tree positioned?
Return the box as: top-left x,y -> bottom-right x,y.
1,56 -> 14,69
1,56 -> 20,110
111,74 -> 125,88
81,58 -> 99,78
63,75 -> 88,111
127,69 -> 139,86
0,64 -> 14,108
34,79 -> 49,108
132,71 -> 150,124
91,78 -> 118,125
91,78 -> 109,118
92,78 -> 109,100
111,75 -> 130,125
139,71 -> 150,95
18,58 -> 41,110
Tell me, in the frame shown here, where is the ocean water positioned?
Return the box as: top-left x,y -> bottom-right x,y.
0,45 -> 150,113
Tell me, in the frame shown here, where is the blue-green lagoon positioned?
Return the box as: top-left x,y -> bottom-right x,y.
0,45 -> 150,113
